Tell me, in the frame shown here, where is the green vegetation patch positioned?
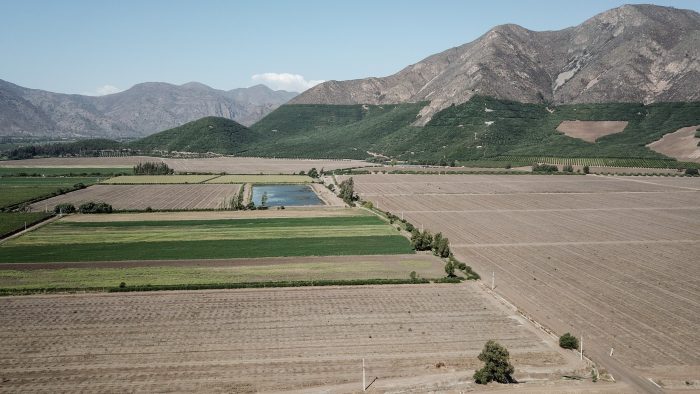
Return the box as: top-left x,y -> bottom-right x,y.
1,215 -> 413,262
0,236 -> 413,263
0,259 -> 440,289
0,167 -> 131,176
13,216 -> 396,246
0,177 -> 100,209
0,212 -> 53,238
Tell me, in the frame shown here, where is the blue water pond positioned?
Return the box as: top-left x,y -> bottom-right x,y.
252,184 -> 323,207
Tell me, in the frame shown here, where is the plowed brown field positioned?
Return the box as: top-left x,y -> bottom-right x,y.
0,284 -> 583,393
29,184 -> 241,211
348,173 -> 700,392
0,156 -> 371,174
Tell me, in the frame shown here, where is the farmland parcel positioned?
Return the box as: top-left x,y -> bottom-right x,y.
347,173 -> 700,390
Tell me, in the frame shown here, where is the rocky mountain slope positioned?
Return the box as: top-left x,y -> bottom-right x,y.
291,4 -> 700,124
0,80 -> 296,138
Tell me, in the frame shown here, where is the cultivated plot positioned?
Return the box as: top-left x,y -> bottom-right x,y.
0,214 -> 412,263
0,284 -> 581,392
206,174 -> 313,183
0,156 -> 372,174
351,173 -> 700,388
556,120 -> 628,142
0,177 -> 101,209
28,184 -> 241,211
102,175 -> 218,184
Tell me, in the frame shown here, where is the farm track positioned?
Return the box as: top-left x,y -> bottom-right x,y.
28,184 -> 241,211
0,284 -> 582,393
349,173 -> 700,392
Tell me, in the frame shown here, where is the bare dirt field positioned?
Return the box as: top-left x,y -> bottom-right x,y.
349,173 -> 700,392
647,125 -> 700,163
556,120 -> 628,142
0,156 -> 372,173
0,284 -> 588,393
29,184 -> 241,211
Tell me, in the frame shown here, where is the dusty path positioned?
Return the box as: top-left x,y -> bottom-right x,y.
310,183 -> 345,206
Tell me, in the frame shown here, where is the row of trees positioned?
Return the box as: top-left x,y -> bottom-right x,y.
338,177 -> 357,205
54,201 -> 113,214
410,229 -> 450,258
133,162 -> 174,175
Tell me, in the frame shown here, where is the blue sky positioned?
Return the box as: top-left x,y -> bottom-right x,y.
1,0 -> 698,95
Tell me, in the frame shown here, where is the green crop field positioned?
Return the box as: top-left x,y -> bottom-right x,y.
0,215 -> 413,263
102,175 -> 219,184
0,259 -> 441,290
206,175 -> 313,184
0,167 -> 131,176
0,177 -> 101,210
0,212 -> 53,238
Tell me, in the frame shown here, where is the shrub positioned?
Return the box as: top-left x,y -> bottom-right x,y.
444,260 -> 456,277
54,203 -> 76,214
532,163 -> 559,173
78,201 -> 113,214
685,168 -> 699,176
562,164 -> 574,173
559,333 -> 579,350
473,340 -> 516,384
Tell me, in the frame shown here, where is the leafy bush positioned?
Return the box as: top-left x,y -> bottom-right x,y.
473,340 -> 516,384
562,164 -> 574,173
78,202 -> 113,214
54,203 -> 76,214
134,161 -> 174,175
685,168 -> 699,176
583,165 -> 590,174
559,333 -> 579,350
532,163 -> 559,173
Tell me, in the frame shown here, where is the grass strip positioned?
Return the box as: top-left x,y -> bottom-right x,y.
59,215 -> 382,228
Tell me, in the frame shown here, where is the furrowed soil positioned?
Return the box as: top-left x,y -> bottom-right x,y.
556,120 -> 628,142
0,284 -> 586,393
0,156 -> 372,174
29,184 -> 242,211
347,173 -> 700,392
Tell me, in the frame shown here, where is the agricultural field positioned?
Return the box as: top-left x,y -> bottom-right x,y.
206,174 -> 313,183
0,284 -> 587,392
0,156 -> 372,174
0,255 -> 445,290
556,120 -> 628,142
0,176 -> 101,210
29,184 -> 241,211
0,167 -> 132,176
102,174 -> 219,184
0,212 -> 53,238
349,173 -> 700,390
647,125 -> 700,163
0,213 -> 412,264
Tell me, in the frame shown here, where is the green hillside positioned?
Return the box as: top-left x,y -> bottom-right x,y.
128,117 -> 251,154
247,97 -> 700,165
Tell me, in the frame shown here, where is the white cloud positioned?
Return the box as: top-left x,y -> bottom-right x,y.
251,73 -> 324,92
84,85 -> 122,96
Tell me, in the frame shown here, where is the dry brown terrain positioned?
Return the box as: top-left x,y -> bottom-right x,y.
0,156 -> 372,173
29,184 -> 241,211
348,173 -> 700,392
0,284 -> 587,393
555,121 -> 628,142
647,126 -> 700,163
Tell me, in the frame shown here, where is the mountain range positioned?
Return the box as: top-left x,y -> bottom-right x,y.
291,4 -> 700,125
0,80 -> 297,138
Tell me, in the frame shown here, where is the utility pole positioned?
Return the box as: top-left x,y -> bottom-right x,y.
362,358 -> 366,391
580,335 -> 583,361
492,272 -> 495,290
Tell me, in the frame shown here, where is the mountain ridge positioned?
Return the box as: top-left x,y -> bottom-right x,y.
0,80 -> 297,138
290,4 -> 700,124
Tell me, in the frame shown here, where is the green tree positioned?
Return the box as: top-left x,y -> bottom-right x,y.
339,177 -> 356,206
444,260 -> 456,277
473,340 -> 516,384
583,165 -> 590,174
559,333 -> 579,350
308,167 -> 319,178
261,192 -> 268,207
